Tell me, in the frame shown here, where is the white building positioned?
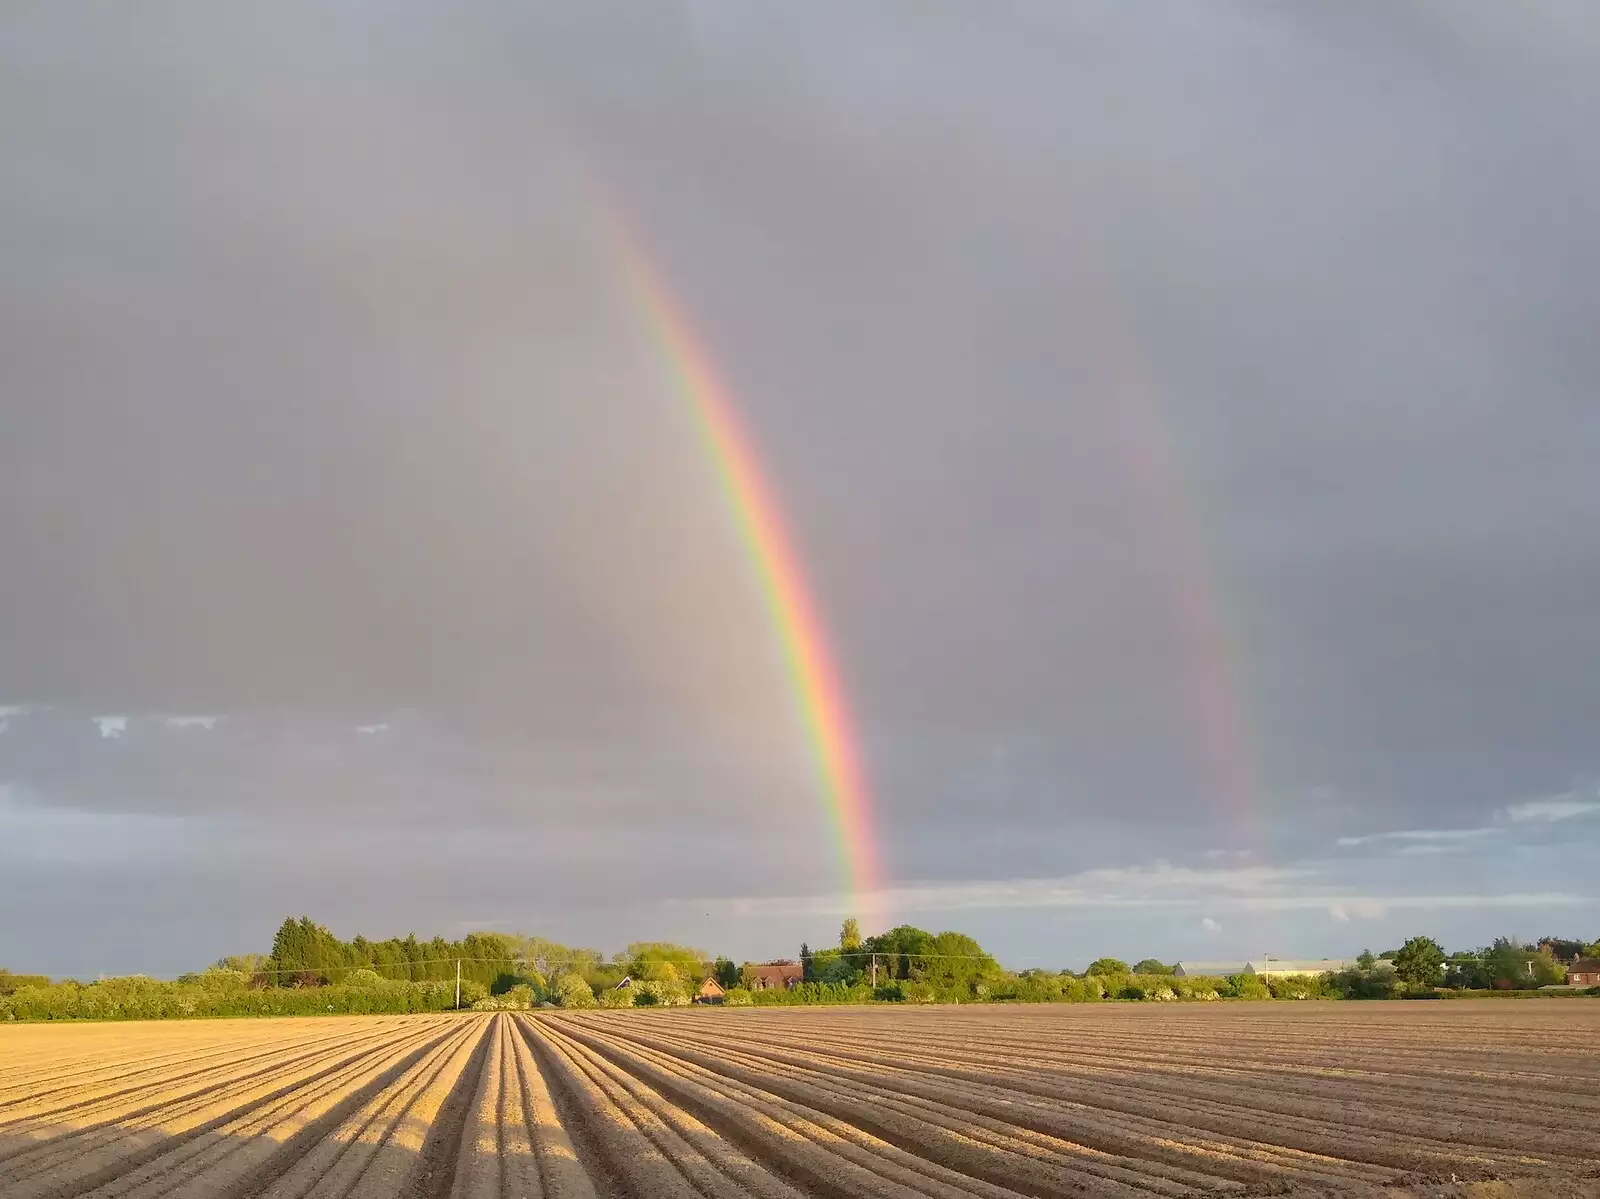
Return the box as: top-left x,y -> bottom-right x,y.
1174,958 -> 1381,978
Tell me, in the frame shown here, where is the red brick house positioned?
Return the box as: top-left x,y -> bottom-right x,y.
742,962 -> 804,991
1567,959 -> 1600,987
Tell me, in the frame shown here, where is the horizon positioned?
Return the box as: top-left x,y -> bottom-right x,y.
4,3 -> 1599,978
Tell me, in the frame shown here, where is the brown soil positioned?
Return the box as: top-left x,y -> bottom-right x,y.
1,1000 -> 1595,1197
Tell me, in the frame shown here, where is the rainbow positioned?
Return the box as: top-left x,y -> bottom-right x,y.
1077,248 -> 1265,855
600,213 -> 882,918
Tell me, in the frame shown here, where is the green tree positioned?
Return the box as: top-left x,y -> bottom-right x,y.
713,957 -> 740,989
861,926 -> 935,981
1537,937 -> 1586,960
1355,948 -> 1377,970
808,948 -> 855,985
1085,958 -> 1130,977
1483,938 -> 1565,988
621,942 -> 707,985
1391,936 -> 1446,989
840,919 -> 862,952
800,942 -> 814,982
1133,959 -> 1173,975
1443,952 -> 1490,990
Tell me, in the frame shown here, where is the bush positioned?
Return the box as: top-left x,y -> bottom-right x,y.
636,979 -> 690,1007
1329,965 -> 1398,1000
722,987 -> 753,1006
0,975 -> 459,1020
599,984 -> 635,1009
1266,974 -> 1326,1001
1173,975 -> 1224,1001
1117,975 -> 1177,1001
553,973 -> 596,1009
471,983 -> 532,1011
1226,973 -> 1271,1001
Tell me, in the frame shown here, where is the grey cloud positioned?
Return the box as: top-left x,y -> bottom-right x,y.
3,1 -> 1599,974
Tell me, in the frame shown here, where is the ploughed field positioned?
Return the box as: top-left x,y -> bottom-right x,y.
3,1003 -> 1598,1198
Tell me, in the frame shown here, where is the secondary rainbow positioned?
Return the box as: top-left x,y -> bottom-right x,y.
601,213 -> 882,915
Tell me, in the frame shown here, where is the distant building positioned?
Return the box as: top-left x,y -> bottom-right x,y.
1248,959 -> 1353,978
696,976 -> 726,1003
1174,961 -> 1249,978
1175,959 -> 1374,978
1568,959 -> 1600,987
742,962 -> 804,991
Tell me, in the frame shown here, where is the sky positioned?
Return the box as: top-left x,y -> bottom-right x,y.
3,1 -> 1598,979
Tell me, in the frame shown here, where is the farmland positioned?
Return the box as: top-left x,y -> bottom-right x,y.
2,1004 -> 1597,1197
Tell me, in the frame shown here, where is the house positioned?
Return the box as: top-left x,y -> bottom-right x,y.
696,976 -> 726,1003
1568,959 -> 1600,987
742,962 -> 804,991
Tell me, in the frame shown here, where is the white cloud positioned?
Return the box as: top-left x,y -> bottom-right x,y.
687,861 -> 1597,920
356,723 -> 391,736
0,704 -> 26,733
1504,796 -> 1600,823
1396,842 -> 1478,856
1337,827 -> 1499,847
163,714 -> 219,730
1201,916 -> 1221,933
93,715 -> 128,739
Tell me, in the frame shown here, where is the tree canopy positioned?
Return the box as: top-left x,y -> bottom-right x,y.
1085,958 -> 1131,977
1391,936 -> 1446,988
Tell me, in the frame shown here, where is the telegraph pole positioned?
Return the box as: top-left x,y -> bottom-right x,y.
870,954 -> 877,988
455,959 -> 461,1010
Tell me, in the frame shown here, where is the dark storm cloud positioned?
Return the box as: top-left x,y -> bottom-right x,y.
3,2 -> 1598,974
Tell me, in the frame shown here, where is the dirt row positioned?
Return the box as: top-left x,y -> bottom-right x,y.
3,1002 -> 1597,1197
522,1003 -> 1600,1197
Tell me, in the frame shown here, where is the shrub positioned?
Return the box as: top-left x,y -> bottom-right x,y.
471,983 -> 533,1011
637,979 -> 690,1007
722,987 -> 753,1006
1117,975 -> 1176,1001
903,981 -> 938,1004
1171,975 -> 1223,1001
553,973 -> 596,1009
1267,974 -> 1323,1001
1226,973 -> 1271,1001
599,984 -> 635,1009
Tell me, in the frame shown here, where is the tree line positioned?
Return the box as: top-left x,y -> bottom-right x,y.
3,920 -> 1596,1021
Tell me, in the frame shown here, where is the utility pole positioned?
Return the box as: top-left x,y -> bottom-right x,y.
455,959 -> 461,1010
870,953 -> 877,988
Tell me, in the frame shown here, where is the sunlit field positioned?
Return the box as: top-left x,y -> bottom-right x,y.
4,1003 -> 1599,1197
